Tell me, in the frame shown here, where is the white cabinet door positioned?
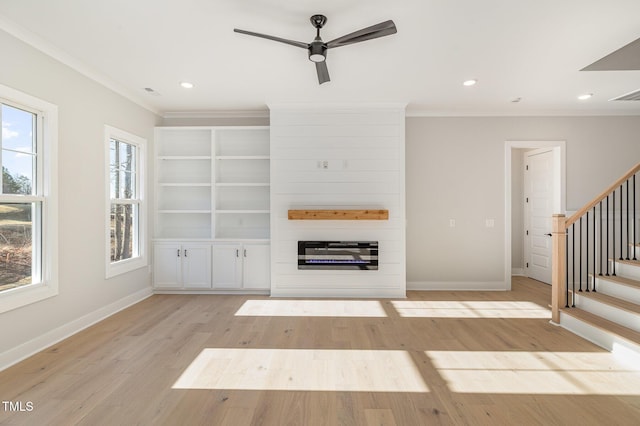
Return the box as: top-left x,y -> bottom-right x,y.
183,244 -> 212,289
154,243 -> 181,288
212,244 -> 242,289
242,243 -> 270,289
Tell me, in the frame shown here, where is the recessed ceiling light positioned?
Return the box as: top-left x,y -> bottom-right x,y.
577,93 -> 593,100
463,79 -> 477,86
180,81 -> 194,89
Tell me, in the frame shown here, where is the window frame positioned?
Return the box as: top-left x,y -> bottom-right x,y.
0,83 -> 58,314
105,125 -> 147,278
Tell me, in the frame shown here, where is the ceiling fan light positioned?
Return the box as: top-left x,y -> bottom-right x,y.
309,53 -> 326,62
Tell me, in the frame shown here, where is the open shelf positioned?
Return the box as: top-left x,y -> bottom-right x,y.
215,155 -> 269,160
216,182 -> 270,187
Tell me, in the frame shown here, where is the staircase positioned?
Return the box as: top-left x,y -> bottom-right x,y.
551,163 -> 640,358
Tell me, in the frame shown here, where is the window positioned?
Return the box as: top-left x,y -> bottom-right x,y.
105,126 -> 146,278
0,84 -> 58,313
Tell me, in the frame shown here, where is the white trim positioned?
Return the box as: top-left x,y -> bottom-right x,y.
162,110 -> 269,119
0,83 -> 58,314
0,287 -> 152,372
105,125 -> 147,278
407,281 -> 508,291
504,140 -> 566,290
405,109 -> 640,117
0,16 -> 159,116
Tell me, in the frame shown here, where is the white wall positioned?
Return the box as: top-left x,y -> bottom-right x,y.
0,29 -> 159,369
270,105 -> 406,297
406,116 -> 640,289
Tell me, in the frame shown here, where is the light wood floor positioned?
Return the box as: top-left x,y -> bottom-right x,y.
1,277 -> 640,425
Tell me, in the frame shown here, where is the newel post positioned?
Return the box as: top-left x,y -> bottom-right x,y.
551,214 -> 567,324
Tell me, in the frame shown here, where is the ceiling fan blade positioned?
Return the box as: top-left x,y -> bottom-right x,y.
581,37 -> 640,71
326,20 -> 397,49
316,61 -> 330,84
234,28 -> 308,49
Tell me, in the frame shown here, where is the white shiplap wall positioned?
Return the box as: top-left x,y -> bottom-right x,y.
269,104 -> 406,297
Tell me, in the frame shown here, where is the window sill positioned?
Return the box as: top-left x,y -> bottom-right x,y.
0,282 -> 58,314
106,256 -> 147,279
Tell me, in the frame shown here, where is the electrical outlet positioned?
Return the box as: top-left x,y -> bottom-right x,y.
449,219 -> 456,227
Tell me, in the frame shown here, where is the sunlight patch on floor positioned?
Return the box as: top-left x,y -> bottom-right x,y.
173,349 -> 428,392
427,350 -> 640,395
391,300 -> 550,318
235,300 -> 387,317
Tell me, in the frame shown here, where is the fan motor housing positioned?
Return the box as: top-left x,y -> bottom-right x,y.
308,41 -> 327,62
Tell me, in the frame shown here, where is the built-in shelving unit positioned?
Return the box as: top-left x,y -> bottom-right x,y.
153,126 -> 271,294
154,126 -> 270,240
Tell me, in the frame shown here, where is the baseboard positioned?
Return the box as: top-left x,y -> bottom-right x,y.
512,268 -> 525,276
407,281 -> 508,291
0,287 -> 153,372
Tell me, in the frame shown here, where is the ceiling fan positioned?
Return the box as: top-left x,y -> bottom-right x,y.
234,14 -> 397,84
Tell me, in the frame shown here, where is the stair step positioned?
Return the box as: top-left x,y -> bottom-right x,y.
617,259 -> 640,267
572,290 -> 640,333
560,307 -> 640,356
614,259 -> 640,281
598,274 -> 640,289
575,290 -> 640,315
595,274 -> 640,305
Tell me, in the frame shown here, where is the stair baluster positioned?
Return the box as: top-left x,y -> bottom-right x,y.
606,195 -> 610,276
634,175 -> 637,261
593,206 -> 597,292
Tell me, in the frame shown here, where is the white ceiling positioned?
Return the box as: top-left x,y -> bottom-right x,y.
1,0 -> 640,117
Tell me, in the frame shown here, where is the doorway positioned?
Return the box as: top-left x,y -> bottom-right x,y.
504,141 -> 565,290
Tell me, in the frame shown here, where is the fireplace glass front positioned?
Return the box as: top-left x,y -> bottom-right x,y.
297,241 -> 378,270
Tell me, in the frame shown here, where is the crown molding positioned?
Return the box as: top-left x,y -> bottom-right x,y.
162,109 -> 269,119
405,107 -> 640,117
0,16 -> 160,116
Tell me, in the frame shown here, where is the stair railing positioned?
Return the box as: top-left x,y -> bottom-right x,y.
551,162 -> 640,324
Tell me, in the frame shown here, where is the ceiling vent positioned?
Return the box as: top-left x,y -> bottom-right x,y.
610,89 -> 640,101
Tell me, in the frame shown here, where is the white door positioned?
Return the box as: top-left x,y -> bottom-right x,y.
242,244 -> 270,289
212,244 -> 243,289
524,149 -> 557,284
183,244 -> 212,289
153,243 -> 181,288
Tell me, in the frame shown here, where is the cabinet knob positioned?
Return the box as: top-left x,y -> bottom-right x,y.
244,249 -> 247,257
184,249 -> 188,257
177,249 -> 180,257
236,249 -> 239,257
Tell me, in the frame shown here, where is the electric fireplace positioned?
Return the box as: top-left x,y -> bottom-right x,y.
298,241 -> 378,270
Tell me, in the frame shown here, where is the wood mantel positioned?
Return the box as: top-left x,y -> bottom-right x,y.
288,209 -> 389,220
